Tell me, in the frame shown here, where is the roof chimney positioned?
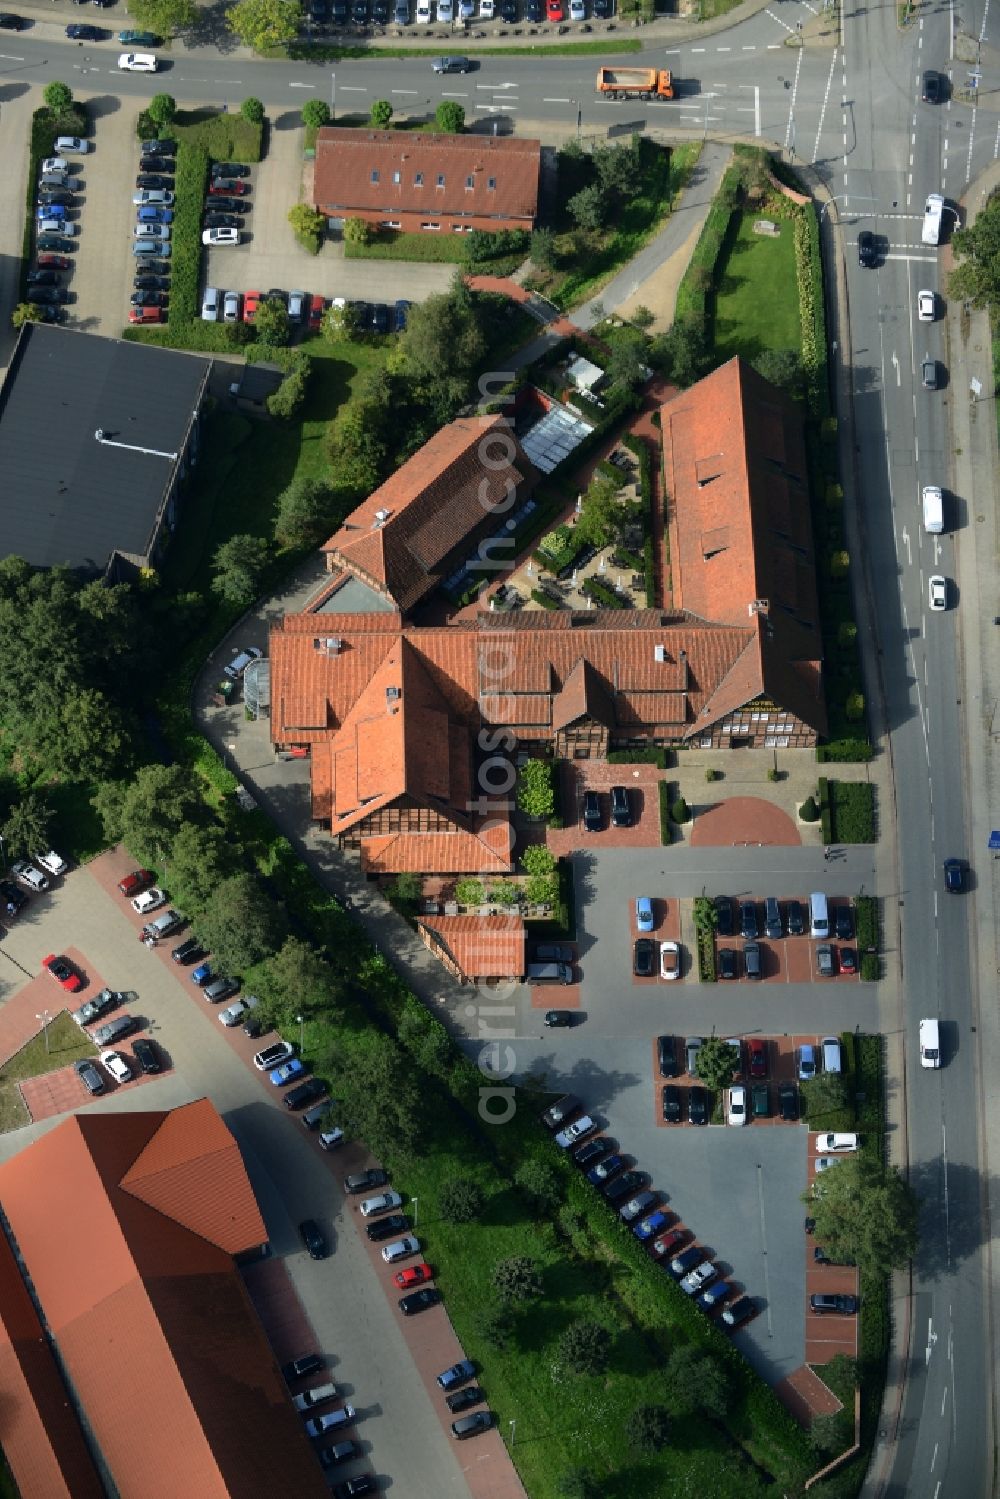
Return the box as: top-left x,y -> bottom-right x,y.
748,599 -> 770,617
372,508 -> 391,529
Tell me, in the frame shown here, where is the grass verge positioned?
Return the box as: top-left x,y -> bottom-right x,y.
271,37 -> 642,59
0,1011 -> 95,1133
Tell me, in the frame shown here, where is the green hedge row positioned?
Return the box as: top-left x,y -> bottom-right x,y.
792,203 -> 830,418
22,109 -> 59,296
829,780 -> 876,843
623,432 -> 656,606
658,780 -> 671,844
607,747 -> 668,768
817,738 -> 874,762
673,163 -> 741,323
530,587 -> 559,610
166,141 -> 209,326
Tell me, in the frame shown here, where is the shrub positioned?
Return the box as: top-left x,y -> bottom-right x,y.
767,767 -> 780,782
607,747 -> 667,767
438,1177 -> 484,1224
455,878 -> 484,907
557,1320 -> 611,1377
241,96 -> 264,124
846,691 -> 866,722
860,953 -> 880,982
829,781 -> 876,843
435,100 -> 465,133
627,1403 -> 670,1454
530,588 -> 560,610
517,759 -> 555,821
492,1255 -> 543,1304
344,216 -> 373,245
670,796 -> 689,824
816,738 -> 874,762
288,202 -> 326,254
514,1159 -> 560,1207
43,81 -> 73,114
267,355 -> 311,420
704,767 -> 722,782
799,794 -> 819,822
520,844 -> 556,877
370,99 -> 393,129
465,228 -> 529,265
658,782 -> 671,844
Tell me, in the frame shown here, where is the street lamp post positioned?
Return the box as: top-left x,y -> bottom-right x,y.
331,71 -> 336,120
509,1418 -> 516,1447
412,1196 -> 419,1228
297,1014 -> 304,1052
36,1011 -> 51,1055
0,834 -> 5,875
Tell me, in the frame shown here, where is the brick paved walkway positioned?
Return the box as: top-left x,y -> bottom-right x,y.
689,796 -> 801,848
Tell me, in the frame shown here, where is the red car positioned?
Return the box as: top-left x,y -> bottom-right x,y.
839,947 -> 857,974
650,1228 -> 688,1259
547,0 -> 563,17
44,953 -> 83,993
243,289 -> 261,324
209,179 -> 249,196
129,307 -> 164,325
118,868 -> 155,898
394,1262 -> 433,1289
37,253 -> 72,270
308,294 -> 326,329
747,1038 -> 767,1078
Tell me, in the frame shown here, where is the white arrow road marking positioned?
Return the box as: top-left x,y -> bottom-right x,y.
902,526 -> 912,566
891,351 -> 901,385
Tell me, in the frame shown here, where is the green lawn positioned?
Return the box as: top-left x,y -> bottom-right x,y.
0,1011 -> 96,1133
712,212 -> 801,362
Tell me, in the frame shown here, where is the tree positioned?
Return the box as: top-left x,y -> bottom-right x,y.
11,303 -> 43,328
325,1031 -> 428,1161
516,758 -> 555,820
439,1177 -> 484,1224
799,793 -> 820,822
254,295 -> 290,346
531,227 -> 556,269
99,765 -> 204,868
455,877 -> 484,907
323,299 -> 361,341
606,338 -> 647,396
670,795 -> 689,823
524,871 -> 558,906
805,1155 -> 919,1275
275,473 -> 338,548
558,1320 -> 611,1376
476,1304 -> 515,1350
557,1472 -> 602,1499
630,304 -> 655,330
36,685 -> 130,781
592,137 -> 641,201
574,475 -> 623,550
197,871 -> 288,974
327,399 -> 390,494
129,0 -> 197,31
692,1036 -> 740,1090
287,202 -> 326,254
435,100 -> 465,133
810,1412 -> 846,1455
949,193 -> 1000,308
692,895 -> 719,935
343,216 -> 372,245
753,347 -> 804,398
652,313 -> 709,388
370,99 -> 393,129
165,821 -> 237,917
302,98 -> 330,130
514,1159 -> 560,1207
665,1346 -> 731,1419
1,792 -> 53,860
43,82 -> 74,114
396,998 -> 453,1080
147,93 -> 177,129
401,282 -> 486,382
520,844 -> 556,877
241,96 -> 265,123
492,1255 -> 543,1304
568,183 -> 608,233
211,533 -> 270,606
226,0 -> 302,50
627,1403 -> 670,1454
253,937 -> 341,1028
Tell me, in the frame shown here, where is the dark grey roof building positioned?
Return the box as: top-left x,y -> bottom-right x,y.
0,324 -> 211,579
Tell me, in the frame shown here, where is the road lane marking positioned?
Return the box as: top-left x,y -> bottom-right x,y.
931,1442 -> 938,1470
543,96 -> 570,102
0,52 -> 25,60
338,85 -> 367,92
766,5 -> 796,32
812,47 -> 838,162
942,1122 -> 951,1268
288,82 -> 316,88
441,90 -> 468,97
783,43 -> 803,152
391,88 -> 418,94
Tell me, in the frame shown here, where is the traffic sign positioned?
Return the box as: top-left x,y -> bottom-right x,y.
989,830 -> 1000,850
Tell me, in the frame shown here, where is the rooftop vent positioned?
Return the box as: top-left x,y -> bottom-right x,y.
385,686 -> 401,709
313,637 -> 343,654
372,508 -> 391,529
654,645 -> 667,663
748,599 -> 770,617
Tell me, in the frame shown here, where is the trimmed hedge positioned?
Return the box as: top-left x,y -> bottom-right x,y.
658,781 -> 671,844
582,577 -> 627,609
673,162 -> 742,325
530,588 -> 560,611
829,781 -> 876,843
607,748 -> 668,768
623,432 -> 656,606
23,109 -> 59,296
817,739 -> 874,762
166,141 -> 209,326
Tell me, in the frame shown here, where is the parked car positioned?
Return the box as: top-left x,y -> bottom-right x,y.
633,938 -> 655,977
171,936 -> 203,964
815,1132 -> 859,1153
270,1058 -> 306,1086
555,1115 -> 595,1149
36,253 -> 71,270
437,1359 -> 476,1391
223,290 -> 242,322
0,880 -> 27,916
586,1152 -> 622,1186
446,1385 -> 484,1413
391,1256 -> 430,1281
798,1044 -> 817,1081
540,1094 -> 579,1130
133,239 -> 171,257
573,1137 -> 607,1169
204,976 -> 239,1004
698,1280 -> 734,1312
66,23 -> 105,38
750,1081 -> 770,1119
344,1168 -> 388,1193
659,941 -> 680,980
688,1086 -> 708,1125
815,1155 -> 847,1174
810,1293 -> 858,1314
131,887 -> 166,915
100,1049 -> 133,1084
304,1406 -> 356,1438
726,1085 -> 747,1127
211,161 -> 251,178
282,1352 -> 324,1383
816,944 -> 835,978
714,895 -> 734,936
298,1219 -> 328,1259
132,1037 -> 161,1074
202,227 -> 241,246
786,899 -> 805,935
651,1228 -> 688,1259
12,860 -> 48,892
603,1170 -> 646,1203
718,946 -> 737,980
93,1015 -> 139,1046
452,1411 -> 493,1439
685,1036 -> 702,1075
619,1189 -> 657,1224
582,789 -> 602,831
359,1190 -> 403,1217
721,1295 -> 755,1329
366,1213 -> 409,1242
747,1038 -> 767,1078
72,987 -> 121,1028
224,646 -> 262,679
399,1287 -> 442,1315
680,1260 -> 717,1295
657,1034 -> 678,1078
778,1081 -> 799,1121
544,1009 -> 573,1028
839,946 -> 858,974
119,28 -> 160,43
635,896 -> 654,932
669,1245 -> 702,1277
634,1209 -> 669,1241
662,1085 -> 682,1123
74,1058 -> 105,1096
533,942 -> 573,963
43,954 -> 82,992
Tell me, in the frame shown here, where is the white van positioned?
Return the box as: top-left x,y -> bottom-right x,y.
821,1036 -> 842,1074
919,1017 -> 941,1068
809,892 -> 829,939
922,192 -> 944,246
922,485 -> 944,534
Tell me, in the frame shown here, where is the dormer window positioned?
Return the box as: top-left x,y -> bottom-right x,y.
436,174 -> 445,188
414,171 -> 424,186
487,176 -> 496,190
465,174 -> 475,189
370,169 -> 379,184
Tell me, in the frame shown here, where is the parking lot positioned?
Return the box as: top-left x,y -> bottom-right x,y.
0,852 -> 482,1498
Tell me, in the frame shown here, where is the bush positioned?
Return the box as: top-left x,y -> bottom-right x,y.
607,747 -> 667,767
520,844 -> 556,877
517,759 -> 555,821
557,1320 -> 611,1376
302,98 -> 330,129
241,97 -> 264,124
670,796 -> 689,824
344,215 -> 373,245
704,767 -> 722,782
438,1176 -> 484,1224
492,1254 -> 543,1304
627,1403 -> 670,1454
817,738 -> 874,762
531,588 -> 560,610
465,228 -> 530,265
267,354 -> 311,420
799,794 -> 819,822
288,202 -> 326,255
845,691 -> 866,722
828,781 -> 876,843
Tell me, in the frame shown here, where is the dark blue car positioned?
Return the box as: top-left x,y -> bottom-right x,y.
586,1152 -> 622,1186
191,962 -> 213,986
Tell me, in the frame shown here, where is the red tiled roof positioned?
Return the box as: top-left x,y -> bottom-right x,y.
313,128 -> 540,225
361,816 -> 513,875
419,914 -> 526,979
0,1102 -> 326,1499
322,414 -> 534,612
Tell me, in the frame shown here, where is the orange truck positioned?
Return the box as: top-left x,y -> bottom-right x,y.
595,66 -> 674,100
